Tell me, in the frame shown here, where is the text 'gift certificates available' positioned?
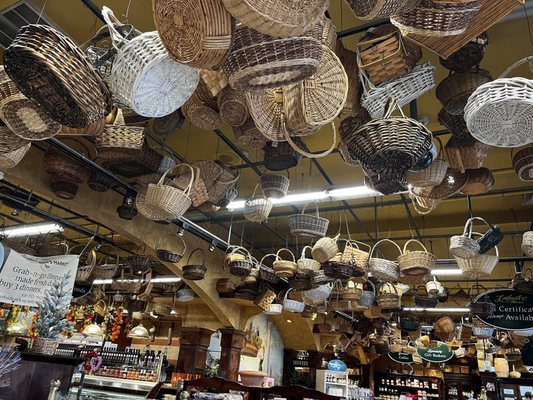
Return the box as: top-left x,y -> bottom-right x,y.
0,245 -> 78,306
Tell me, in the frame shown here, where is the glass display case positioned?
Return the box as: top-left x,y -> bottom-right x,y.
443,374 -> 480,400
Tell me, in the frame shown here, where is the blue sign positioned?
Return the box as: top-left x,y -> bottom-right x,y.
327,359 -> 347,372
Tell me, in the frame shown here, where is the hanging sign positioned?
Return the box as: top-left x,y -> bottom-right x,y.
473,289 -> 533,331
72,282 -> 93,299
327,359 -> 347,372
0,246 -> 78,307
416,341 -> 453,363
388,352 -> 413,364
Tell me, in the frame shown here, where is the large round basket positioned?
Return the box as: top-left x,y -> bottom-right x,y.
182,248 -> 207,280
234,118 -> 267,149
346,97 -> 433,175
103,7 -> 199,118
3,25 -> 111,128
263,140 -> 304,171
346,0 -> 420,20
512,147 -> 533,182
218,86 -> 248,127
244,184 -> 273,222
391,0 -> 483,37
156,233 -> 186,263
311,235 -> 340,263
460,167 -> 494,195
288,203 -> 329,238
96,110 -> 145,150
465,75 -> 533,147
436,69 -> 492,116
153,0 -> 234,69
221,0 -> 328,38
246,87 -> 286,141
222,24 -> 321,91
455,234 -> 499,278
410,168 -> 467,200
398,239 -> 437,276
368,239 -> 401,282
260,173 -> 289,199
273,248 -> 297,278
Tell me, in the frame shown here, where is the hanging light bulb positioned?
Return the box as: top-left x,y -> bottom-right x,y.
127,323 -> 150,339
82,323 -> 103,337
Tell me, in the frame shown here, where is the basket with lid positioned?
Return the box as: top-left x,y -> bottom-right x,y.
288,203 -> 329,238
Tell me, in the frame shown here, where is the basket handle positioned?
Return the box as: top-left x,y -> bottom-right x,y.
282,119 -> 337,159
101,6 -> 129,49
300,245 -> 313,260
259,253 -> 277,266
283,288 -> 294,302
276,248 -> 295,262
346,239 -> 372,252
356,31 -> 405,69
364,280 -> 376,295
369,238 -> 402,259
499,56 -> 533,78
300,202 -> 320,217
402,239 -> 428,254
159,163 -> 195,196
467,281 -> 491,298
155,233 -> 186,254
380,282 -> 399,295
186,248 -> 205,266
69,244 -> 97,268
226,245 -> 248,256
383,96 -> 407,119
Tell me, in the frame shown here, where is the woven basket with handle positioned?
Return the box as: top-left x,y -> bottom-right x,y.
273,248 -> 297,278
71,244 -> 97,283
263,140 -> 304,171
512,147 -> 533,182
436,69 -> 492,115
438,108 -> 470,139
460,167 -> 494,195
244,184 -> 272,223
260,173 -> 289,199
181,92 -> 222,131
312,234 -> 340,263
368,239 -> 401,283
218,86 -> 248,127
455,232 -> 499,278
96,109 -> 145,150
347,0 -> 420,20
297,246 -> 321,273
342,240 -> 371,275
440,32 -> 489,73
182,248 -> 207,280
156,233 -> 186,263
288,202 -> 329,238
449,217 -> 481,259
406,138 -> 449,188
398,239 -> 437,276
234,118 -> 267,149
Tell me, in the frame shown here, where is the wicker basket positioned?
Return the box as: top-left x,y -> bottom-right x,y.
182,248 -> 207,280
368,239 -> 401,283
360,63 -> 435,119
406,138 -> 449,188
336,41 -> 363,118
245,87 -> 286,142
398,239 -> 437,276
156,233 -> 186,263
228,247 -> 254,277
4,25 -> 111,129
347,0 -> 420,20
233,118 -> 268,149
323,259 -> 358,280
455,232 -> 499,278
216,277 -> 237,294
221,0 -> 328,38
288,203 -> 329,238
0,67 -> 60,140
218,86 -> 248,127
436,69 -> 492,115
260,173 -> 289,199
297,246 -> 321,273
342,240 -> 371,276
512,147 -> 533,182
365,170 -> 408,195
346,97 -> 433,175
193,160 -> 239,204
222,24 -> 321,91
356,25 -> 422,86
289,271 -> 312,291
258,254 -> 281,284
102,7 -> 199,117
440,33 -> 489,73
282,288 -> 306,313
512,269 -> 533,294
96,110 -> 145,150
409,188 -> 441,215
377,283 -> 401,309
273,248 -> 297,278
153,0 -> 234,69
90,246 -> 121,280
391,0 -> 483,37
244,184 -> 272,223
0,143 -> 30,170
99,143 -> 163,178
460,167 -> 494,195
71,245 -> 97,282
438,108 -> 470,139
284,45 -> 349,136
181,93 -> 222,131
449,218 -> 481,259
445,135 -> 490,173
312,234 -> 340,263
148,108 -> 184,136
112,267 -> 142,293
263,140 -> 303,171
0,124 -> 29,155
522,231 -> 533,257
302,283 -> 332,306
413,286 -> 438,308
465,58 -> 533,147
145,164 -> 193,220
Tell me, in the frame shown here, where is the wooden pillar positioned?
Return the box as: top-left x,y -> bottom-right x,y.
176,327 -> 214,376
218,328 -> 246,381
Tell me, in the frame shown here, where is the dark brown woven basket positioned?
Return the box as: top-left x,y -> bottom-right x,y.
365,171 -> 407,195
88,170 -> 113,192
413,286 -> 438,308
182,248 -> 206,280
347,0 -> 420,20
259,265 -> 280,284
436,69 -> 492,115
229,258 -> 254,277
288,272 -> 312,291
50,180 -> 79,200
216,277 -> 237,294
323,261 -> 358,280
222,24 -> 322,91
263,140 -> 305,171
311,270 -> 334,287
438,108 -> 470,139
440,33 -> 488,72
4,24 -> 111,128
126,254 -> 158,274
99,144 -> 163,178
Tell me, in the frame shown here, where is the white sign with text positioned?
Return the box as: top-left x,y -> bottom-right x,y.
0,245 -> 78,306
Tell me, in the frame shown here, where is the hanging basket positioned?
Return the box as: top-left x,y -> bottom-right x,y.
182,248 -> 207,280
288,272 -> 312,291
282,288 -> 306,313
0,125 -> 29,155
398,239 -> 437,276
181,93 -> 223,131
258,254 -> 281,284
176,287 -> 195,302
444,135 -> 490,174
436,69 -> 492,115
410,167 -> 467,200
218,86 -> 248,127
522,231 -> 533,257
0,67 -> 60,140
406,138 -> 448,188
512,269 -> 533,294
246,87 -> 286,142
90,246 -> 121,280
288,202 -> 329,238
221,24 -> 321,91
297,246 -> 321,273
455,232 -> 499,279
244,184 -> 272,223
156,233 -> 186,263
171,164 -> 210,208
356,24 -> 422,86
368,239 -> 401,283
95,109 -> 145,150
102,7 -> 199,118
112,267 -> 142,293
263,140 -> 303,171
260,173 -> 289,199
413,286 -> 438,308
221,0 -> 328,38
233,117 -> 268,149
0,143 -> 31,170
450,217 -> 481,259
36,233 -> 69,257
440,33 -> 489,73
377,283 -> 401,309
342,240 -> 371,276
365,170 -> 407,195
323,257 -> 358,280
302,283 -> 332,306
71,245 -> 97,283
347,0 -> 420,20
273,248 -> 297,278
228,247 -> 254,277
346,97 -> 433,175
391,0 -> 483,37
3,25 -> 111,129
438,108 -> 470,139
153,0 -> 234,69
460,167 -> 494,195
512,147 -> 533,182
312,234 -> 340,263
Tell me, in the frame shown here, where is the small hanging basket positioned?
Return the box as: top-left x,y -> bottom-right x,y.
398,239 -> 437,276
413,286 -> 438,308
438,108 -> 470,139
288,202 -> 329,238
217,278 -> 237,294
0,143 -> 30,170
297,246 -> 321,273
244,184 -> 273,223
512,147 -> 533,182
263,140 -> 304,171
339,280 -> 363,301
156,233 -> 186,263
472,318 -> 494,339
368,239 -> 401,283
311,270 -> 334,287
405,138 -> 449,188
323,256 -> 358,280
233,117 -> 268,149
440,33 -> 489,73
359,281 -> 376,308
182,248 -> 207,280
312,234 -> 340,263
468,284 -> 496,317
377,283 -> 401,309
176,287 -> 195,302
258,254 -> 281,284
282,288 -> 305,313
460,167 -> 494,196
341,240 -> 371,276
95,109 -> 145,150
455,233 -> 499,279
111,267 -> 142,293
228,247 -> 254,277
273,248 -> 297,278
218,86 -> 248,127
71,245 -> 97,283
444,135 -> 490,174
288,271 -> 312,291
449,217 -> 481,259
522,231 -> 533,257
260,173 -> 289,199
181,92 -> 223,131
512,269 -> 533,294
90,246 -> 121,280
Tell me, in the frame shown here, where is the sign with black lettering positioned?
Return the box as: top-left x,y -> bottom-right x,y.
473,289 -> 533,331
388,352 -> 413,364
0,245 -> 78,306
417,341 -> 453,363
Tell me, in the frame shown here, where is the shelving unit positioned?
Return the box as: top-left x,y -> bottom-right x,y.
316,369 -> 360,397
374,372 -> 442,400
443,373 -> 481,400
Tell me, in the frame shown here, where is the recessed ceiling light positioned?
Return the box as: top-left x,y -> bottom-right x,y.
287,319 -> 292,323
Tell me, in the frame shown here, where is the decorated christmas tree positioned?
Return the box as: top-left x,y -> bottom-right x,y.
34,272 -> 73,339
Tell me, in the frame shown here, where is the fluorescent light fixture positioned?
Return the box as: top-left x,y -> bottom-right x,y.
2,222 -> 63,238
93,276 -> 182,285
403,307 -> 470,313
328,186 -> 377,200
431,269 -> 463,276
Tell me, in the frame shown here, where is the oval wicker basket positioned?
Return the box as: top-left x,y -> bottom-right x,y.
444,136 -> 490,174
342,240 -> 371,275
4,24 -> 111,129
440,33 -> 489,73
263,140 -> 303,171
221,0 -> 328,38
156,233 -> 186,263
460,167 -> 494,195
273,248 -> 297,278
512,147 -> 533,182
246,87 -> 286,141
103,7 -> 199,118
312,234 -> 340,263
96,110 -> 145,150
282,288 -> 306,312
227,247 -> 254,277
182,248 -> 207,280
347,0 -> 420,20
181,93 -> 222,131
455,233 -> 499,278
398,239 -> 437,276
153,0 -> 234,69
260,173 -> 289,199
218,86 -> 248,127
0,125 -> 29,154
368,239 -> 401,283
436,69 -> 492,116
0,143 -> 30,170
288,203 -> 329,238
222,24 -> 321,91
234,118 -> 268,149
406,138 -> 449,188
449,218 -> 481,259
297,246 -> 321,273
391,0 -> 483,37
244,184 -> 273,223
